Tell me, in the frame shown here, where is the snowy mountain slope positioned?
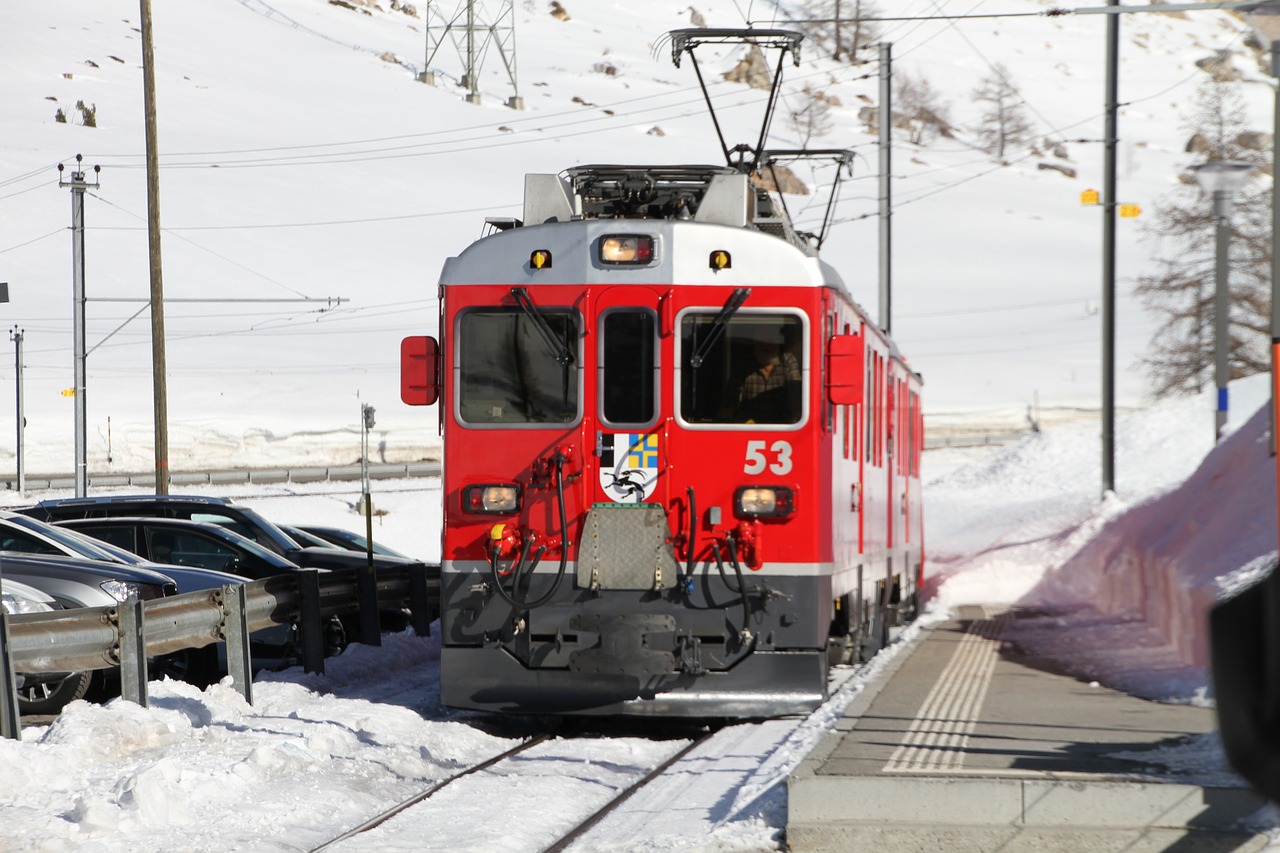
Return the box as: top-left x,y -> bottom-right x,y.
0,0 -> 1269,477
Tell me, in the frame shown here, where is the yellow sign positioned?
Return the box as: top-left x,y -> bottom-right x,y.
1080,189 -> 1099,205
1119,204 -> 1141,218
60,388 -> 75,397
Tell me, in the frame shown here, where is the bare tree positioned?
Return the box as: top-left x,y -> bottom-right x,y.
894,68 -> 953,145
1136,81 -> 1271,396
788,84 -> 834,147
971,64 -> 1034,159
793,0 -> 880,63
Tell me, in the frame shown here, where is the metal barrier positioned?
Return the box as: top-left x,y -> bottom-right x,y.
0,460 -> 441,492
0,563 -> 438,740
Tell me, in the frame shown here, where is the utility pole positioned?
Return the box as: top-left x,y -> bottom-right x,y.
57,155 -> 98,498
878,42 -> 893,334
1101,0 -> 1118,496
10,327 -> 23,496
420,0 -> 524,109
140,0 -> 170,495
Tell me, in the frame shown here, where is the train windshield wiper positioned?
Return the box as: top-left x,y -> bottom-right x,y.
690,287 -> 750,368
511,287 -> 574,366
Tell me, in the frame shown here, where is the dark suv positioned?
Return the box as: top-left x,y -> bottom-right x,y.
21,495 -> 438,628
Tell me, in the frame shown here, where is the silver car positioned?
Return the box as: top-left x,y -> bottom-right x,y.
0,553 -> 175,715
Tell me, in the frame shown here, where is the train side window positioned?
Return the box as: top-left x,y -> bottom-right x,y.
864,345 -> 872,464
457,308 -> 581,426
600,309 -> 657,426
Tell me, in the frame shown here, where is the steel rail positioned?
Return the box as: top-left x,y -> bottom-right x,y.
308,734 -> 555,852
542,730 -> 716,853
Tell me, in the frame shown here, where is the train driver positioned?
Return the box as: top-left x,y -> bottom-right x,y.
738,337 -> 801,423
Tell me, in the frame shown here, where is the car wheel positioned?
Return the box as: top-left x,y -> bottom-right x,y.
324,615 -> 348,657
18,670 -> 92,716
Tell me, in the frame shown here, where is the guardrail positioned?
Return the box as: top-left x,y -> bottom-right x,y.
923,431 -> 1031,450
0,563 -> 437,741
0,460 -> 442,492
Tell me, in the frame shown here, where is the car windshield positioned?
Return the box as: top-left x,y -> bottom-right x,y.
303,527 -> 409,559
6,515 -> 130,563
186,507 -> 300,554
206,527 -> 291,565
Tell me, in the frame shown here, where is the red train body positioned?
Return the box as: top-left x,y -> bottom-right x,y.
403,165 -> 923,717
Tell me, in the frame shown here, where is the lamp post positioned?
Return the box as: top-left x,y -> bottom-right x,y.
1191,161 -> 1254,441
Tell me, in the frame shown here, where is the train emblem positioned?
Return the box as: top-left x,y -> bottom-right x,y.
599,433 -> 661,502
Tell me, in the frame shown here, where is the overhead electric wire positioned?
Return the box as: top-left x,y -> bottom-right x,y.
86,201 -> 517,231
0,228 -> 65,256
899,296 -> 1097,319
87,191 -> 317,298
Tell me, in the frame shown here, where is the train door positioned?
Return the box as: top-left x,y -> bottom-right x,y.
590,287 -> 666,509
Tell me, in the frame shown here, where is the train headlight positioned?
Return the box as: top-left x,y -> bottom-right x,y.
463,484 -> 521,514
599,235 -> 655,265
735,486 -> 795,518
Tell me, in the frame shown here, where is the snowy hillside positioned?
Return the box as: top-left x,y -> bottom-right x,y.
0,0 -> 1271,480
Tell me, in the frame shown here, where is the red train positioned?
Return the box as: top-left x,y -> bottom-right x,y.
401,161 -> 923,717
400,28 -> 922,717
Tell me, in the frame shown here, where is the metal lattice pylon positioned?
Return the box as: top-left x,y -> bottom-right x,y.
420,0 -> 523,109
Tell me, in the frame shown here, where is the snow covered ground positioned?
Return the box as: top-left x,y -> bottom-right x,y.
2,377 -> 1279,852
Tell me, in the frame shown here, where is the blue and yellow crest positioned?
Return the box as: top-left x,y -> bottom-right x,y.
599,433 -> 661,502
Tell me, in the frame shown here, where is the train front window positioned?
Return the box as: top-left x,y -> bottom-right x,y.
457,309 -> 581,425
679,312 -> 804,426
600,309 -> 657,426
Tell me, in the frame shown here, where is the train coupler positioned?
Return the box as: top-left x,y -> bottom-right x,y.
675,632 -> 707,676
568,613 -> 676,676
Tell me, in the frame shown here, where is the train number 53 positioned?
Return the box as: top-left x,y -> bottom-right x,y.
744,440 -> 793,475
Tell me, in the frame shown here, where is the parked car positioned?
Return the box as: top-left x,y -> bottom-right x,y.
1,510 -> 336,688
24,494 -> 436,578
0,552 -> 176,713
286,524 -> 411,559
56,516 -> 310,580
54,517 -> 347,674
0,510 -> 248,594
27,495 -> 437,630
0,577 -> 90,717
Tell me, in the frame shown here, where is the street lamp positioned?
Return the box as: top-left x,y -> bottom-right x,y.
1191,161 -> 1255,441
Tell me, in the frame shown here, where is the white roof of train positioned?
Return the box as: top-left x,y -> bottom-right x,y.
439,166 -> 853,296
440,217 -> 849,291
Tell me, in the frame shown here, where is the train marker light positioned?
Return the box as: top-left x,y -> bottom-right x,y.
600,235 -> 654,265
530,249 -> 552,269
710,250 -> 732,270
464,484 -> 521,513
735,486 -> 794,518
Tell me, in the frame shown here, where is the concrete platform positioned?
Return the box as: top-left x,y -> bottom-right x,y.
787,605 -> 1275,852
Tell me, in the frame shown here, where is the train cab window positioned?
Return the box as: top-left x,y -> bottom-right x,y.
456,309 -> 581,425
678,312 -> 804,427
600,309 -> 657,426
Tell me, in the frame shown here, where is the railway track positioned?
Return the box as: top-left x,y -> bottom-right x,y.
309,727 -> 717,853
